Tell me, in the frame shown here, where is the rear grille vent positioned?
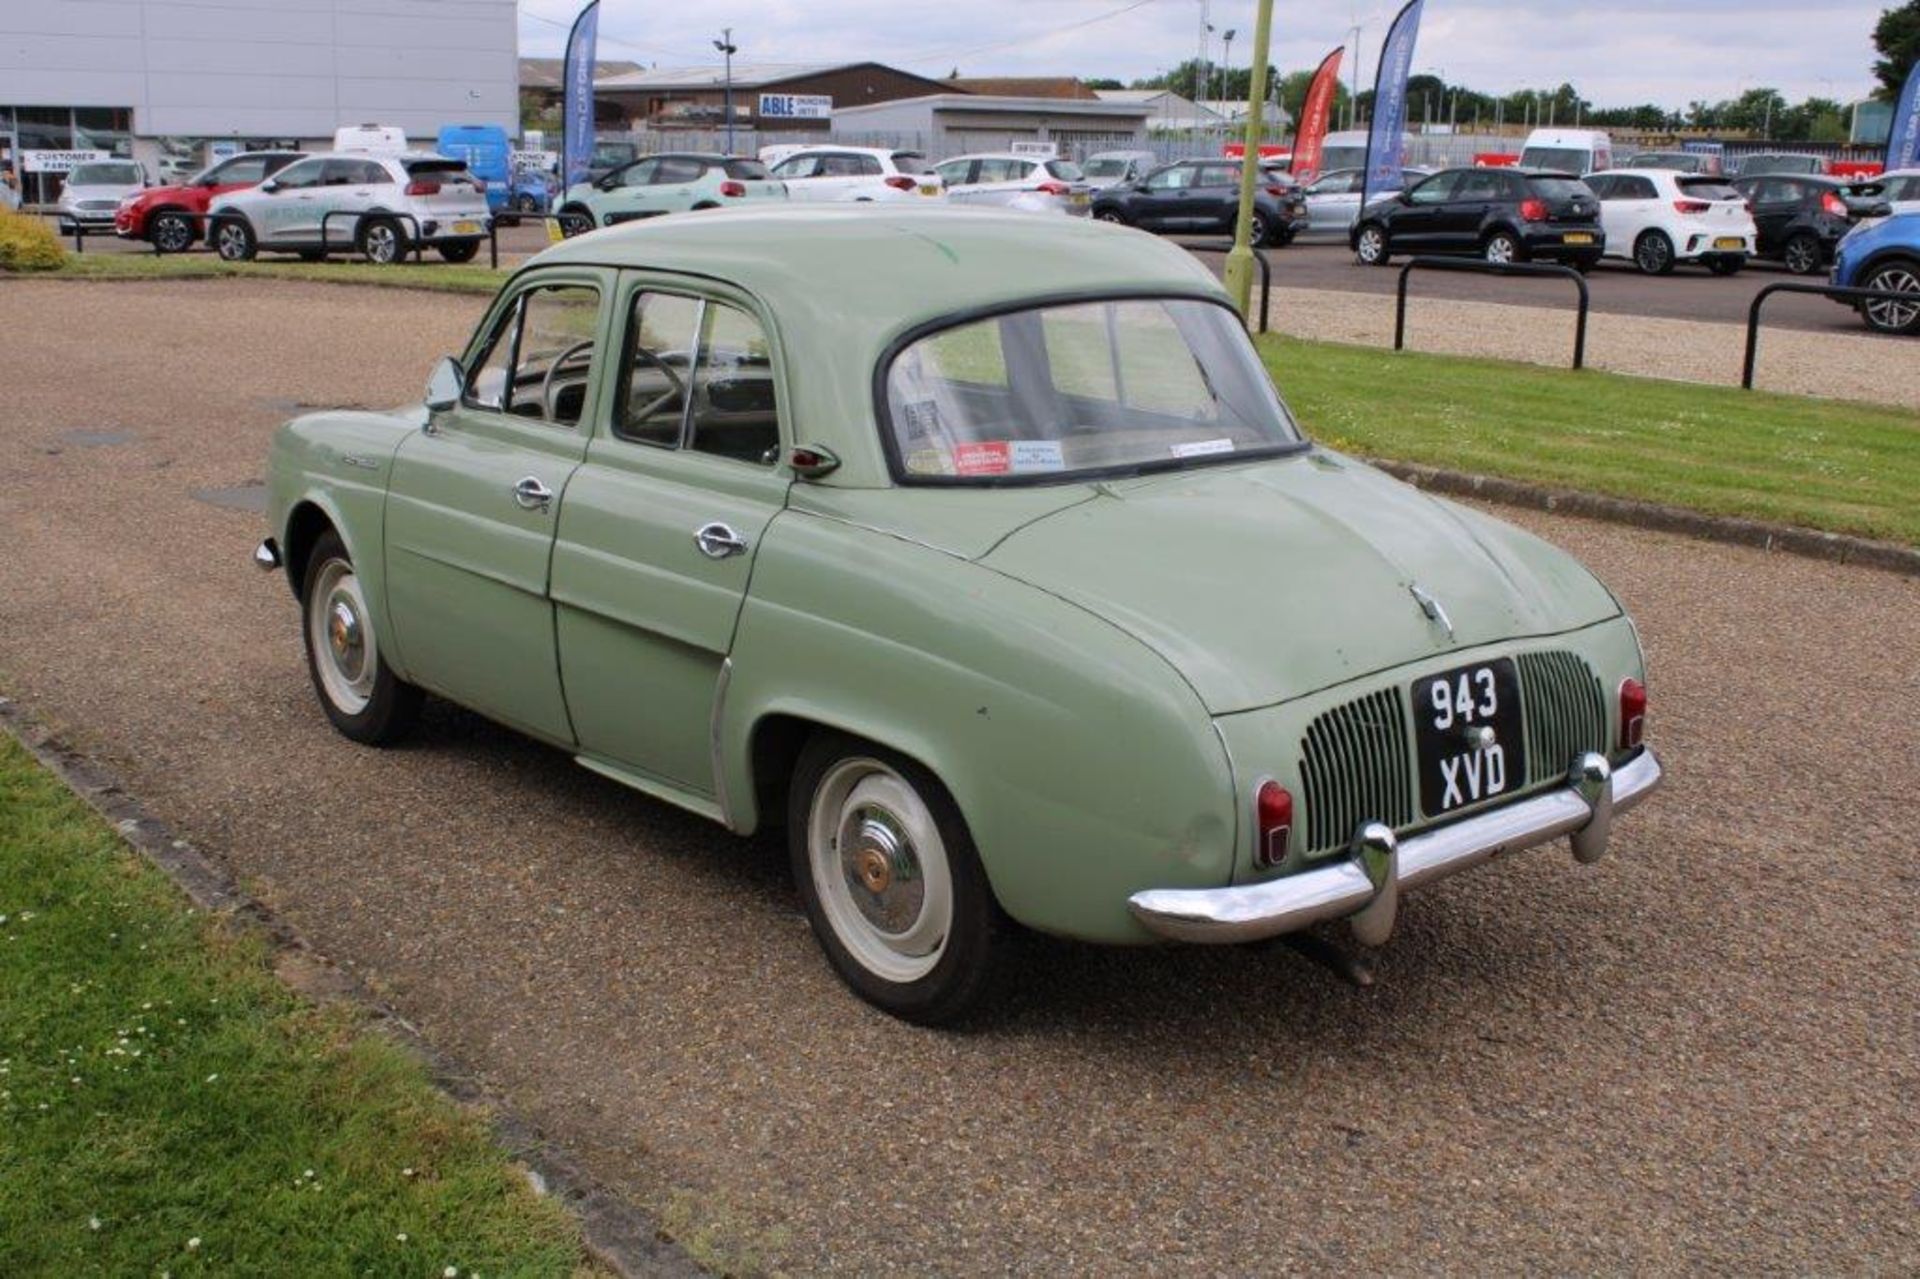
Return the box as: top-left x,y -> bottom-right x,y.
1298,687 -> 1414,856
1517,650 -> 1608,786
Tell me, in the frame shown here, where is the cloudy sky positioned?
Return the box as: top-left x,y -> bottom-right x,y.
517,0 -> 1891,109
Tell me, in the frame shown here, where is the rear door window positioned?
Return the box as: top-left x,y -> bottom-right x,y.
1454,171 -> 1503,202
892,152 -> 936,175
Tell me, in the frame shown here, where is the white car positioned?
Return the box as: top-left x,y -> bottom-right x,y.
208,151 -> 491,265
1865,168 -> 1920,216
933,153 -> 1091,216
1582,168 -> 1756,275
1080,149 -> 1159,190
57,160 -> 146,234
766,146 -> 944,203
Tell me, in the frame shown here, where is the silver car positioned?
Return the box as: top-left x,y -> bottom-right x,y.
1080,149 -> 1159,190
207,151 -> 492,265
58,160 -> 146,234
933,153 -> 1092,216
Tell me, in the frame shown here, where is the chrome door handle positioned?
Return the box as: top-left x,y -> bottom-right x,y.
513,475 -> 553,511
693,521 -> 748,559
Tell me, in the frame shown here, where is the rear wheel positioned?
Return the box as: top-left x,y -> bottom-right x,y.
1633,229 -> 1676,275
1483,229 -> 1523,265
300,531 -> 422,744
1354,222 -> 1390,266
358,217 -> 406,265
788,732 -> 1007,1024
149,210 -> 195,254
1860,260 -> 1920,335
212,217 -> 256,262
1782,232 -> 1823,276
1706,254 -> 1745,276
1243,211 -> 1272,247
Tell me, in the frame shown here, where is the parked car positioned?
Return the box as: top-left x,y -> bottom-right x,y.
56,160 -> 146,235
1091,158 -> 1307,245
208,151 -> 491,265
1735,152 -> 1827,178
1079,149 -> 1159,190
557,153 -> 786,231
1520,128 -> 1613,174
435,124 -> 551,219
115,150 -> 305,252
1582,169 -> 1755,275
768,147 -> 944,202
252,205 -> 1661,1022
1621,150 -> 1724,176
1861,168 -> 1920,216
1831,210 -> 1920,334
933,153 -> 1091,216
587,138 -> 639,185
1731,173 -> 1887,274
1351,167 -> 1604,268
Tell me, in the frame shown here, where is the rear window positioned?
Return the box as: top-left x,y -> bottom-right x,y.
1524,176 -> 1589,199
724,159 -> 772,180
1677,177 -> 1740,200
891,151 -> 936,175
1520,148 -> 1592,173
404,159 -> 472,178
1044,160 -> 1084,182
1082,158 -> 1128,178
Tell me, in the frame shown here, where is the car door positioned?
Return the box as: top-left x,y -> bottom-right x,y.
1130,164 -> 1193,229
253,156 -> 327,243
936,158 -> 976,202
1598,173 -> 1657,255
1389,170 -> 1461,250
1185,164 -> 1240,231
1437,169 -> 1505,248
1745,178 -> 1797,254
650,155 -> 705,211
550,278 -> 791,794
382,271 -> 611,744
1304,169 -> 1361,229
320,157 -> 390,247
970,157 -> 1026,208
594,157 -> 661,223
770,153 -> 824,201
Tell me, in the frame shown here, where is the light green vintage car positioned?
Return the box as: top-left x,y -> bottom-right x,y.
256,206 -> 1661,1022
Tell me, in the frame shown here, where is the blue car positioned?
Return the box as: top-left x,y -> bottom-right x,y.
1831,211 -> 1920,335
435,124 -> 551,219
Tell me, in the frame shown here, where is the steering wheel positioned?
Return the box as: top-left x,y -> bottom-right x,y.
626,344 -> 689,426
540,340 -> 597,422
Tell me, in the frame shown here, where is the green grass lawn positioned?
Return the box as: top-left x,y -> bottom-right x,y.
1261,335 -> 1920,547
0,734 -> 593,1276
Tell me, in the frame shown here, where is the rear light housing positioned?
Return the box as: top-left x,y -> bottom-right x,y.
405,178 -> 441,196
1673,199 -> 1710,214
1254,780 -> 1293,869
1034,179 -> 1070,196
472,177 -> 486,193
1822,191 -> 1849,218
1618,678 -> 1647,751
719,179 -> 746,197
1519,197 -> 1549,222
883,174 -> 916,191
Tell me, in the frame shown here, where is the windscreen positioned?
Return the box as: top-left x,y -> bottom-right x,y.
1083,158 -> 1128,178
883,297 -> 1302,484
1520,147 -> 1592,173
68,163 -> 141,185
1321,145 -> 1368,171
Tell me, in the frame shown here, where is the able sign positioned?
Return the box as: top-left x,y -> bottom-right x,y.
759,93 -> 832,121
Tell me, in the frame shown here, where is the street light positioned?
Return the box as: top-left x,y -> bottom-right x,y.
713,29 -> 739,152
1220,29 -> 1235,124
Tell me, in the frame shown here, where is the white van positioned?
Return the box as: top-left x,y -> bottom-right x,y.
1520,129 -> 1613,174
332,123 -> 409,154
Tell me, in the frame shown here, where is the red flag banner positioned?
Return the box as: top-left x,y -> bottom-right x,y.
1291,46 -> 1345,185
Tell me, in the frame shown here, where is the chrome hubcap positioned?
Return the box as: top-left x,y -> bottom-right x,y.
308,559 -> 375,714
808,758 -> 953,983
1359,229 -> 1382,260
156,217 -> 190,250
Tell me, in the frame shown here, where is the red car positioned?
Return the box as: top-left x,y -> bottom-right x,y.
116,151 -> 305,252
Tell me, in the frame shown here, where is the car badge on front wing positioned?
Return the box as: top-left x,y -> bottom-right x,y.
1409,583 -> 1455,640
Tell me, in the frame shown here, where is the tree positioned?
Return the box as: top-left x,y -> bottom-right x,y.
1874,0 -> 1920,100
1132,58 -> 1277,103
1274,68 -> 1351,124
1082,77 -> 1125,91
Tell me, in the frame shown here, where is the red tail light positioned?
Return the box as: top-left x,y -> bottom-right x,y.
1263,183 -> 1286,197
405,179 -> 441,196
883,174 -> 916,191
719,179 -> 746,197
1618,678 -> 1647,750
1744,200 -> 1756,214
1254,780 -> 1293,869
1822,191 -> 1848,218
1519,197 -> 1549,222
1673,199 -> 1710,214
1034,179 -> 1070,196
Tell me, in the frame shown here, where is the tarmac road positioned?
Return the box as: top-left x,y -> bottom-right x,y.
1,278 -> 1915,1274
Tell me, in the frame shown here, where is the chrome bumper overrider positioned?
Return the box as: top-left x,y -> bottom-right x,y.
1129,749 -> 1662,946
253,538 -> 281,571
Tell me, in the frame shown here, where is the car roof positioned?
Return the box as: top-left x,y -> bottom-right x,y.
1087,149 -> 1156,159
942,152 -> 1050,162
527,206 -> 1226,486
641,152 -> 732,163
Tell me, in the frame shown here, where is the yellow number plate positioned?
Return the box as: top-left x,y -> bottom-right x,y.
1072,193 -> 1090,206
1562,232 -> 1594,245
453,220 -> 480,235
1713,236 -> 1744,250
919,185 -> 940,196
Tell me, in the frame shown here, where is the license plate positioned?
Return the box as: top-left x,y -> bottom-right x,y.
920,185 -> 939,196
1713,236 -> 1744,250
1413,659 -> 1526,817
1562,231 -> 1594,245
453,220 -> 480,235
1071,193 -> 1090,207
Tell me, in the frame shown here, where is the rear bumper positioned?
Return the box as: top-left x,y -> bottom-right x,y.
1129,748 -> 1661,945
1523,227 -> 1605,257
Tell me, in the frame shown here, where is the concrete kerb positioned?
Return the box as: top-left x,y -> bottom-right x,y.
1374,460 -> 1920,579
0,694 -> 704,1279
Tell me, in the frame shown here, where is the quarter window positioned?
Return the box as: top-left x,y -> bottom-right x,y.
462,284 -> 602,426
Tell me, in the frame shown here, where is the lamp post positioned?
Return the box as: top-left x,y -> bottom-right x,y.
1222,0 -> 1273,318
713,29 -> 738,152
1220,29 -> 1235,125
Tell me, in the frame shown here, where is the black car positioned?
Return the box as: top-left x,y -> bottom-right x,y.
1350,167 -> 1605,269
1731,174 -> 1887,275
1091,159 -> 1308,247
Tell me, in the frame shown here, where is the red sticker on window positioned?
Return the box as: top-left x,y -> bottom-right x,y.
951,441 -> 1012,475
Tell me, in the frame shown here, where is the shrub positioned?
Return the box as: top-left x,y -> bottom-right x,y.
0,209 -> 68,271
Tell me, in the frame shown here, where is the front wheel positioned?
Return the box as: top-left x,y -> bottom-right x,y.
1483,230 -> 1523,265
1093,208 -> 1129,227
149,211 -> 195,254
1782,232 -> 1823,276
1243,211 -> 1272,247
1354,222 -> 1390,266
212,217 -> 256,262
789,733 -> 1007,1024
300,531 -> 422,744
1860,260 -> 1920,335
557,204 -> 594,238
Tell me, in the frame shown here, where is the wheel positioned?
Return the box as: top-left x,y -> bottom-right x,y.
149,210 -> 195,254
512,193 -> 539,214
437,240 -> 480,264
1782,232 -> 1823,276
212,217 -> 256,262
1244,211 -> 1272,247
358,217 -> 406,265
300,530 -> 422,744
1706,255 -> 1745,276
1860,260 -> 1920,335
788,732 -> 1007,1024
1483,230 -> 1523,265
1354,222 -> 1390,266
1093,208 -> 1129,227
1633,229 -> 1676,276
558,204 -> 594,238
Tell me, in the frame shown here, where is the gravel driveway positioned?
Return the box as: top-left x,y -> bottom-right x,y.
1,278 -> 1915,1274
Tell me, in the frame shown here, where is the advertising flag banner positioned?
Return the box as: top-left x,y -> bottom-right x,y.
1362,0 -> 1426,204
562,0 -> 601,190
1889,57 -> 1920,171
1291,47 -> 1346,185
